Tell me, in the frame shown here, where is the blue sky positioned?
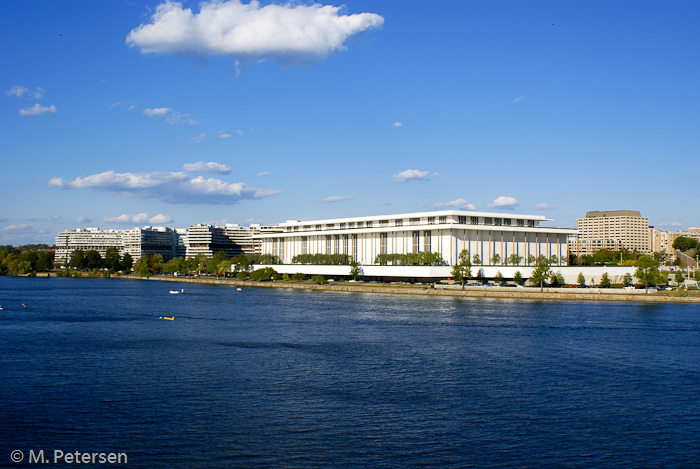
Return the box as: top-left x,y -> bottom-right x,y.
2,0 -> 698,245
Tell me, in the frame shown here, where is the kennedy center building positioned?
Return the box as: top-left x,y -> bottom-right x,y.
256,210 -> 574,278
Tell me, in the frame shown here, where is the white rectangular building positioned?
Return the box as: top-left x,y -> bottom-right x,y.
257,210 -> 575,270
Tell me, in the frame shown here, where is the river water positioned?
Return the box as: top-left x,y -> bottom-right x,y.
1,276 -> 698,468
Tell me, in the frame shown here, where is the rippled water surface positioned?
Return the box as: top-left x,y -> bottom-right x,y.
1,277 -> 699,467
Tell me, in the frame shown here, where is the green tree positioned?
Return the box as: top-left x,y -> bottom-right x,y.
513,271 -> 524,285
672,236 -> 698,252
69,250 -> 87,270
622,273 -> 633,287
577,272 -> 586,287
549,271 -> 564,286
472,254 -> 481,265
530,257 -> 551,292
134,256 -> 151,277
490,253 -> 501,265
250,267 -> 280,281
121,253 -> 133,272
104,247 -> 121,272
527,255 -> 536,266
507,254 -> 522,266
675,270 -> 685,285
493,271 -> 505,286
600,272 -> 611,288
208,251 -> 229,275
349,260 -> 361,281
451,249 -> 472,289
634,255 -> 661,293
85,250 -> 103,270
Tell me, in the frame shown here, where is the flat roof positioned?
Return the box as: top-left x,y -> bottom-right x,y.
280,209 -> 550,226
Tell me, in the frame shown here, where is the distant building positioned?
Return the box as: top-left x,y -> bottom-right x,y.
184,224 -> 283,259
55,226 -> 183,265
569,210 -> 650,256
651,227 -> 700,259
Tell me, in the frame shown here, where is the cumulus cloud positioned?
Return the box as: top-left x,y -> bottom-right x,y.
535,203 -> 557,210
143,107 -> 196,124
48,170 -> 279,204
392,121 -> 402,127
76,216 -> 92,224
431,198 -> 476,210
183,161 -> 231,174
488,196 -> 519,209
19,104 -> 57,116
392,169 -> 430,182
323,195 -> 354,203
219,133 -> 232,138
104,213 -> 173,224
126,0 -> 384,69
6,85 -> 45,100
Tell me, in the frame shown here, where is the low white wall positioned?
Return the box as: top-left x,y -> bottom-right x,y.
252,264 -> 637,285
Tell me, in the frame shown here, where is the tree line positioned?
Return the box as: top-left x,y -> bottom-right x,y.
0,245 -> 54,276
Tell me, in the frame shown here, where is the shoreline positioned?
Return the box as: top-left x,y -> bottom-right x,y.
116,274 -> 700,304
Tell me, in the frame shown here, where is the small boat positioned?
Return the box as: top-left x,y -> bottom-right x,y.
158,316 -> 175,321
169,290 -> 180,294
236,288 -> 242,291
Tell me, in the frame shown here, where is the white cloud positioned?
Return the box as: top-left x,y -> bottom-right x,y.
6,85 -> 44,99
126,0 -> 384,69
488,196 -> 519,209
76,216 -> 92,224
219,133 -> 232,138
143,107 -> 196,124
535,203 -> 557,210
49,170 -> 279,204
511,95 -> 527,103
143,107 -> 170,117
323,195 -> 354,203
182,161 -> 231,174
392,121 -> 402,127
189,133 -> 207,143
0,224 -> 32,233
392,169 -> 430,182
431,198 -> 476,210
19,104 -> 57,116
257,172 -> 270,177
104,213 -> 173,224
656,221 -> 683,227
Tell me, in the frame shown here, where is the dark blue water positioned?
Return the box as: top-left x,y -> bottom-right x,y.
1,277 -> 699,468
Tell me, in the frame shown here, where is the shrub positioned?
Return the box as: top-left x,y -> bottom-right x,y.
250,267 -> 280,282
310,275 -> 328,284
291,273 -> 305,281
236,272 -> 248,280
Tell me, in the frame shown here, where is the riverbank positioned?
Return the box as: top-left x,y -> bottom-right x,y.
116,274 -> 700,304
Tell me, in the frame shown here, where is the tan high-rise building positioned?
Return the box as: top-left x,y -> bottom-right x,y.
569,210 -> 650,256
